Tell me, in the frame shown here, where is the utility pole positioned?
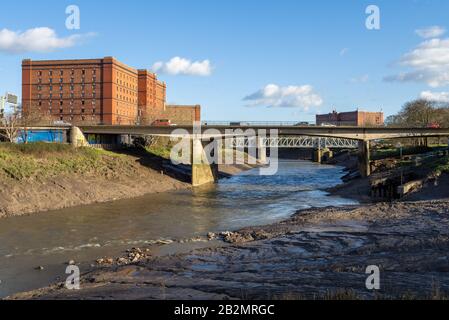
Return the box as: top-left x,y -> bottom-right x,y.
0,95 -> 6,118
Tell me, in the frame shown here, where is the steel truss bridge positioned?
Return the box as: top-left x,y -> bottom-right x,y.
228,136 -> 359,149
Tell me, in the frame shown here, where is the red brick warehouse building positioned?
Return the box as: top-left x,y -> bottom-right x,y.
22,57 -> 201,125
316,109 -> 384,127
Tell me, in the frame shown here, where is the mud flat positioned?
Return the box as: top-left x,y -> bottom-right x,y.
0,144 -> 254,219
0,146 -> 190,219
9,193 -> 449,300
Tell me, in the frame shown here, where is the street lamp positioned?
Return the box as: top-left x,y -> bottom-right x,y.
396,142 -> 403,160
396,142 -> 404,186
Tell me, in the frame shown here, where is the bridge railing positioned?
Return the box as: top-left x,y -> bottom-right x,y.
202,121 -> 315,127
228,136 -> 359,149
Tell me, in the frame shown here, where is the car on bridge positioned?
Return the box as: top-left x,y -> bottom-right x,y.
152,119 -> 177,127
427,123 -> 441,129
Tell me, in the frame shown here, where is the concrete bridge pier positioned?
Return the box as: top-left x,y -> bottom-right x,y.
313,148 -> 322,163
191,137 -> 219,187
70,126 -> 89,147
358,140 -> 371,177
313,137 -> 324,163
257,136 -> 267,164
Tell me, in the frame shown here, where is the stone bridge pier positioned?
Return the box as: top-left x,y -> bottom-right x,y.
191,137 -> 219,187
358,140 -> 371,177
257,136 -> 267,164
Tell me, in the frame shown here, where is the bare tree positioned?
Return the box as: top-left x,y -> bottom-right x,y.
399,99 -> 437,127
0,112 -> 21,143
387,99 -> 449,146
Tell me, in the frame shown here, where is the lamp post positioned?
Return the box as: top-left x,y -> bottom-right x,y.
396,142 -> 403,160
396,142 -> 404,186
0,95 -> 6,118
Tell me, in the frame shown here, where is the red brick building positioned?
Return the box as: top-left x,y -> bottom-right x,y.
22,57 -> 200,125
137,70 -> 166,124
316,110 -> 384,127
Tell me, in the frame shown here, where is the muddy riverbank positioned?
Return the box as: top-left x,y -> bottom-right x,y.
1,160 -> 357,298
9,170 -> 449,300
10,197 -> 449,300
0,144 -> 255,219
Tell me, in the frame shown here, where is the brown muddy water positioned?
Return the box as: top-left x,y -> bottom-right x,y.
0,160 -> 358,298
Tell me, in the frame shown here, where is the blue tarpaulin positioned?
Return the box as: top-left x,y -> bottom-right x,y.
16,130 -> 65,144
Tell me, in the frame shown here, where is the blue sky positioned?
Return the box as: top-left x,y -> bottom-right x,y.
1,0 -> 449,122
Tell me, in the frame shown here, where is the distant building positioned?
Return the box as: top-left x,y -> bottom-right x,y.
22,57 -> 200,125
316,109 -> 384,127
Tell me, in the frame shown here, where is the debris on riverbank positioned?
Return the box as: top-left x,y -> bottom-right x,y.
8,194 -> 449,300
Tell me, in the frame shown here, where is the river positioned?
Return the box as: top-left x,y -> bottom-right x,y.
0,160 -> 358,298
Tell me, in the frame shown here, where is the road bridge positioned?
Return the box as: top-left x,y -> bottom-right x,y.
76,125 -> 449,185
2,125 -> 449,186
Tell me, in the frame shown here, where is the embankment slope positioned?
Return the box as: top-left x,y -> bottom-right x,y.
0,144 -> 189,218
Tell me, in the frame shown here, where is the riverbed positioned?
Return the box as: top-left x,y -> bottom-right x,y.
0,160 -> 357,298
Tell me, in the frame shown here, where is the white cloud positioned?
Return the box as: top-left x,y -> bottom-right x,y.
340,48 -> 349,56
0,27 -> 94,54
244,84 -> 323,110
151,57 -> 212,76
415,26 -> 446,39
384,38 -> 449,87
420,90 -> 449,103
349,74 -> 369,83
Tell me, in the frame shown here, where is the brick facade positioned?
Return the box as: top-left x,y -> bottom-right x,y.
137,70 -> 166,124
316,110 -> 384,127
22,57 -> 200,125
164,105 -> 201,124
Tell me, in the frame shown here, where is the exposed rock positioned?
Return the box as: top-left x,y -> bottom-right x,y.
251,230 -> 271,240
220,231 -> 254,244
207,232 -> 216,240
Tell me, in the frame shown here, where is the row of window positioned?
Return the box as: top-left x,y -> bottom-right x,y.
117,86 -> 137,95
37,84 -> 97,91
37,92 -> 97,99
37,75 -> 96,83
58,115 -> 97,122
37,69 -> 97,77
48,107 -> 97,114
38,100 -> 97,106
117,71 -> 138,90
117,94 -> 137,103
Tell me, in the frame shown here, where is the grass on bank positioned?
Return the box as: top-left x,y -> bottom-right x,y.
0,142 -> 127,181
430,155 -> 449,175
145,145 -> 172,160
371,145 -> 446,161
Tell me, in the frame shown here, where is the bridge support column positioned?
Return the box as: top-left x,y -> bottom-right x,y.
191,137 -> 219,187
358,140 -> 371,177
257,137 -> 267,164
70,126 -> 89,148
313,149 -> 322,163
